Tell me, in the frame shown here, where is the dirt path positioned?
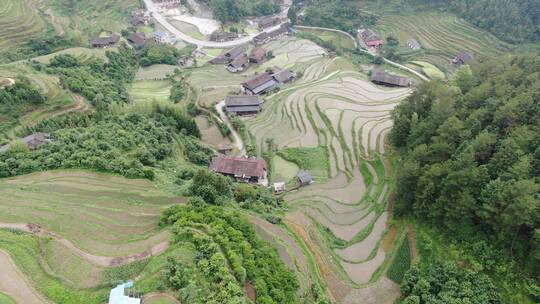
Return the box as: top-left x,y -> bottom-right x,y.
46,94 -> 89,119
0,223 -> 169,267
407,226 -> 418,262
215,99 -> 246,155
0,250 -> 50,304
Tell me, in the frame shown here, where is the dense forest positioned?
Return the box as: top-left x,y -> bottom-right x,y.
390,55 -> 540,299
199,0 -> 279,22
410,0 -> 540,43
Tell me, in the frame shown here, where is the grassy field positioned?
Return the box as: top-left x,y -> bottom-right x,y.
0,0 -> 47,54
270,155 -> 300,184
135,65 -> 178,81
410,61 -> 445,79
299,28 -> 356,51
0,293 -> 15,304
129,80 -> 172,104
0,170 -> 183,256
372,12 -> 513,69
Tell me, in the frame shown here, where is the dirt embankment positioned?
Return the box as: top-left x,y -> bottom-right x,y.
0,223 -> 169,267
0,250 -> 50,304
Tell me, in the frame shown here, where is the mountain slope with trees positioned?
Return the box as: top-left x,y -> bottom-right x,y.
391,55 -> 540,302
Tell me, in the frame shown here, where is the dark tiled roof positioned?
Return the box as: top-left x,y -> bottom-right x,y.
249,48 -> 266,62
297,170 -> 313,185
361,29 -> 381,42
128,32 -> 146,45
371,69 -> 410,87
91,34 -> 120,47
229,54 -> 249,69
0,133 -> 53,152
225,46 -> 245,58
243,73 -> 274,90
226,95 -> 263,107
272,68 -> 295,83
209,156 -> 267,178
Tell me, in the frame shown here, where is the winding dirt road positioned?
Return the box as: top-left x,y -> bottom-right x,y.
0,223 -> 169,267
0,250 -> 49,304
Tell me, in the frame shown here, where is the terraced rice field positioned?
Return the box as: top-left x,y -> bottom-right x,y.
245,38 -> 409,303
0,0 -> 46,54
129,80 -> 172,104
373,13 -> 513,68
0,170 -> 183,257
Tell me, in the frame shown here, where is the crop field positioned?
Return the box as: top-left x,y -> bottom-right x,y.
47,0 -> 138,42
270,155 -> 299,183
168,19 -> 207,41
135,65 -> 178,81
299,28 -> 357,50
243,38 -> 410,303
129,80 -> 172,104
373,13 -> 513,68
0,0 -> 46,54
0,170 -> 183,257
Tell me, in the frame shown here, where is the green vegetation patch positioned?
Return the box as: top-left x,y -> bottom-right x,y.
277,147 -> 330,181
0,293 -> 15,304
270,155 -> 299,183
387,237 -> 411,283
129,80 -> 172,103
410,61 -> 445,79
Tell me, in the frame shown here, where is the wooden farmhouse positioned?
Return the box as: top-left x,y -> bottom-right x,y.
249,48 -> 267,64
0,133 -> 54,153
227,54 -> 249,73
225,95 -> 263,116
209,155 -> 267,184
371,69 -> 410,87
91,33 -> 120,48
242,73 -> 279,95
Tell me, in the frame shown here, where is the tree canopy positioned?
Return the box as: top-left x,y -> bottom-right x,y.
390,55 -> 540,279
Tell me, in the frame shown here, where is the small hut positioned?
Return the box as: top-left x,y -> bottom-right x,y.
297,171 -> 313,187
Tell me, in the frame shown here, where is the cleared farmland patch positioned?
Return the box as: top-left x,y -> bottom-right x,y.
129,80 -> 172,104
0,170 -> 183,257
